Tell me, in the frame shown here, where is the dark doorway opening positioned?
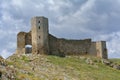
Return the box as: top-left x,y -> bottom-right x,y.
25,45 -> 32,54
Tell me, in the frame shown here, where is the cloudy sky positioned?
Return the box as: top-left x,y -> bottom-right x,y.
0,0 -> 120,58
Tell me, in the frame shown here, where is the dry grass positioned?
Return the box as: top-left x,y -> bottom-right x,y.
7,54 -> 120,80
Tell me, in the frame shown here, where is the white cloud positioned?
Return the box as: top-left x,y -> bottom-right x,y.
0,0 -> 120,58
0,49 -> 13,59
93,32 -> 120,58
107,32 -> 120,58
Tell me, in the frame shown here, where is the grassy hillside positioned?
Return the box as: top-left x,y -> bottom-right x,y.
110,58 -> 120,64
1,54 -> 120,80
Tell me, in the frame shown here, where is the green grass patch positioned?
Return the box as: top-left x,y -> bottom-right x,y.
47,55 -> 120,80
21,55 -> 30,62
110,58 -> 120,64
6,55 -> 120,80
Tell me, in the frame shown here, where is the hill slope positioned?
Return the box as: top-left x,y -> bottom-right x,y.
0,54 -> 120,80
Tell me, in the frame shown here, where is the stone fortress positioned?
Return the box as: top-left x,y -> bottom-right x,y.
17,16 -> 108,59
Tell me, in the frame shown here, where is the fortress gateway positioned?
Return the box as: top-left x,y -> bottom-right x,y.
17,16 -> 108,59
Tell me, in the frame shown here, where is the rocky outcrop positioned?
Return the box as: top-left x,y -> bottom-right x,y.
85,58 -> 120,70
0,54 -> 120,80
85,58 -> 94,65
102,59 -> 120,70
0,56 -> 16,80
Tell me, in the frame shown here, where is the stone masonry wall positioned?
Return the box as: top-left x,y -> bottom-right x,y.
49,34 -> 58,55
17,32 -> 26,54
17,32 -> 26,49
89,42 -> 97,56
49,34 -> 92,55
31,17 -> 49,54
25,31 -> 32,45
96,41 -> 108,59
17,31 -> 32,54
57,39 -> 91,55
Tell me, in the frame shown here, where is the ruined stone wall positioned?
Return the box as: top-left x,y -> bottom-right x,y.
57,38 -> 91,55
49,34 -> 58,55
17,32 -> 26,49
49,34 -> 92,55
25,31 -> 32,45
96,41 -> 107,59
89,42 -> 97,56
49,34 -> 107,59
17,31 -> 32,54
17,32 -> 26,54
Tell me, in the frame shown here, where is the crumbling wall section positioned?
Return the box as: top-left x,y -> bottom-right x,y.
96,41 -> 108,59
17,32 -> 26,54
57,38 -> 91,55
17,31 -> 32,54
89,42 -> 97,56
49,34 -> 92,55
49,34 -> 59,55
25,31 -> 32,45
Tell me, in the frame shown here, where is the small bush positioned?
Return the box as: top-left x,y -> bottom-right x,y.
21,56 -> 29,62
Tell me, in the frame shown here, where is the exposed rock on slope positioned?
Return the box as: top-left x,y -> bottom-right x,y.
0,54 -> 120,80
0,56 -> 16,80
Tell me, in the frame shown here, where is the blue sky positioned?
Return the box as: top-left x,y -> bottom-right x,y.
0,0 -> 120,58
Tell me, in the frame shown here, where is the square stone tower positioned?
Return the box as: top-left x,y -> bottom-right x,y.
31,16 -> 49,54
96,41 -> 108,59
